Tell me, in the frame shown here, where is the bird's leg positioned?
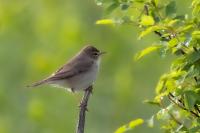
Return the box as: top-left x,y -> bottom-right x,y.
85,86 -> 93,94
78,86 -> 93,111
71,88 -> 75,93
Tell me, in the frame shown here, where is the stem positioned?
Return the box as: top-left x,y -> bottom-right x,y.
168,93 -> 199,118
76,86 -> 93,133
159,97 -> 184,126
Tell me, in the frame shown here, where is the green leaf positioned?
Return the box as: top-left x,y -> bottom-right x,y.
134,45 -> 161,60
192,0 -> 200,17
147,115 -> 154,128
177,25 -> 194,33
167,19 -> 179,27
129,119 -> 144,128
144,100 -> 160,107
140,15 -> 155,26
184,90 -> 199,110
106,2 -> 119,14
165,1 -> 176,17
155,77 -> 166,94
95,0 -> 103,6
156,109 -> 170,120
138,25 -> 166,39
115,125 -> 127,133
192,30 -> 200,39
168,38 -> 178,48
185,51 -> 200,64
114,118 -> 144,133
121,4 -> 129,10
96,19 -> 115,25
165,79 -> 176,92
189,126 -> 200,132
151,0 -> 159,6
155,71 -> 186,94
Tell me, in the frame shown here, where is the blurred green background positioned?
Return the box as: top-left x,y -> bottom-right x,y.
0,0 -> 191,133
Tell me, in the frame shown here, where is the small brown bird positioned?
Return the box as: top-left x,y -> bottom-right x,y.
28,45 -> 106,92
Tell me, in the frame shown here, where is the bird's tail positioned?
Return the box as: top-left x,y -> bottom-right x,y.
27,78 -> 49,88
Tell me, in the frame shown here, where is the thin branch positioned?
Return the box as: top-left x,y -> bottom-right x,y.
168,93 -> 200,118
76,86 -> 93,133
194,104 -> 200,114
159,97 -> 184,126
143,3 -> 172,42
168,112 -> 182,125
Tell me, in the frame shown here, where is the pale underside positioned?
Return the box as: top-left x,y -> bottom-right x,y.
49,58 -> 100,92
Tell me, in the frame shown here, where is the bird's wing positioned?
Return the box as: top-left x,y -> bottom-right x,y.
47,57 -> 94,81
27,55 -> 94,88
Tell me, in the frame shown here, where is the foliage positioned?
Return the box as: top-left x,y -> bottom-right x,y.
1,0 -> 163,132
96,0 -> 200,132
114,118 -> 144,133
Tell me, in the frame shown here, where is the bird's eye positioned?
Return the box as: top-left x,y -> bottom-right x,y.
93,52 -> 98,56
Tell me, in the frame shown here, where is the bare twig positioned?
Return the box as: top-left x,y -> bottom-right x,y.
76,86 -> 93,133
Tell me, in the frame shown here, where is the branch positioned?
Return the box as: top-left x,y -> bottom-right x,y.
168,93 -> 200,118
159,97 -> 184,126
76,86 -> 93,133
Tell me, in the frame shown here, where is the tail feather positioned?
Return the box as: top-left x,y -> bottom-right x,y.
27,78 -> 49,88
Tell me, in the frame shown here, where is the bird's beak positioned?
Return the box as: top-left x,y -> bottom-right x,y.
99,51 -> 107,55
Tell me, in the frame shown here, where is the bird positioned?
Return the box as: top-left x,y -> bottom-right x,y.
27,45 -> 106,92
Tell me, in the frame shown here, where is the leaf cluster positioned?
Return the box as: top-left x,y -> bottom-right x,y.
95,0 -> 200,132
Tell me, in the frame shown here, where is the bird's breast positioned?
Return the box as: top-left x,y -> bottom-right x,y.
67,60 -> 100,91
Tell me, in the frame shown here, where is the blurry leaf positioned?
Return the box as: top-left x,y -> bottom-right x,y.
168,38 -> 178,48
140,15 -> 155,26
95,0 -> 103,6
135,0 -> 147,3
114,118 -> 144,133
115,125 -> 127,133
134,45 -> 161,60
144,100 -> 160,107
167,70 -> 186,79
167,19 -> 179,27
106,2 -> 119,14
129,119 -> 144,128
171,57 -> 185,70
184,90 -> 200,110
192,30 -> 200,39
121,4 -> 129,10
138,25 -> 166,39
192,0 -> 200,17
156,71 -> 186,94
165,1 -> 176,16
96,19 -> 115,25
151,0 -> 159,6
174,15 -> 186,20
165,79 -> 176,92
185,51 -> 200,64
156,77 -> 166,94
189,126 -> 200,132
177,25 -> 193,33
147,115 -> 154,128
156,109 -> 170,120
154,91 -> 168,103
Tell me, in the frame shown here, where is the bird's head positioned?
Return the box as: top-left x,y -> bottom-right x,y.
82,45 -> 106,59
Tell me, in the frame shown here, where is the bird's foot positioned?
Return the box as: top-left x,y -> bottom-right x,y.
85,86 -> 93,94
